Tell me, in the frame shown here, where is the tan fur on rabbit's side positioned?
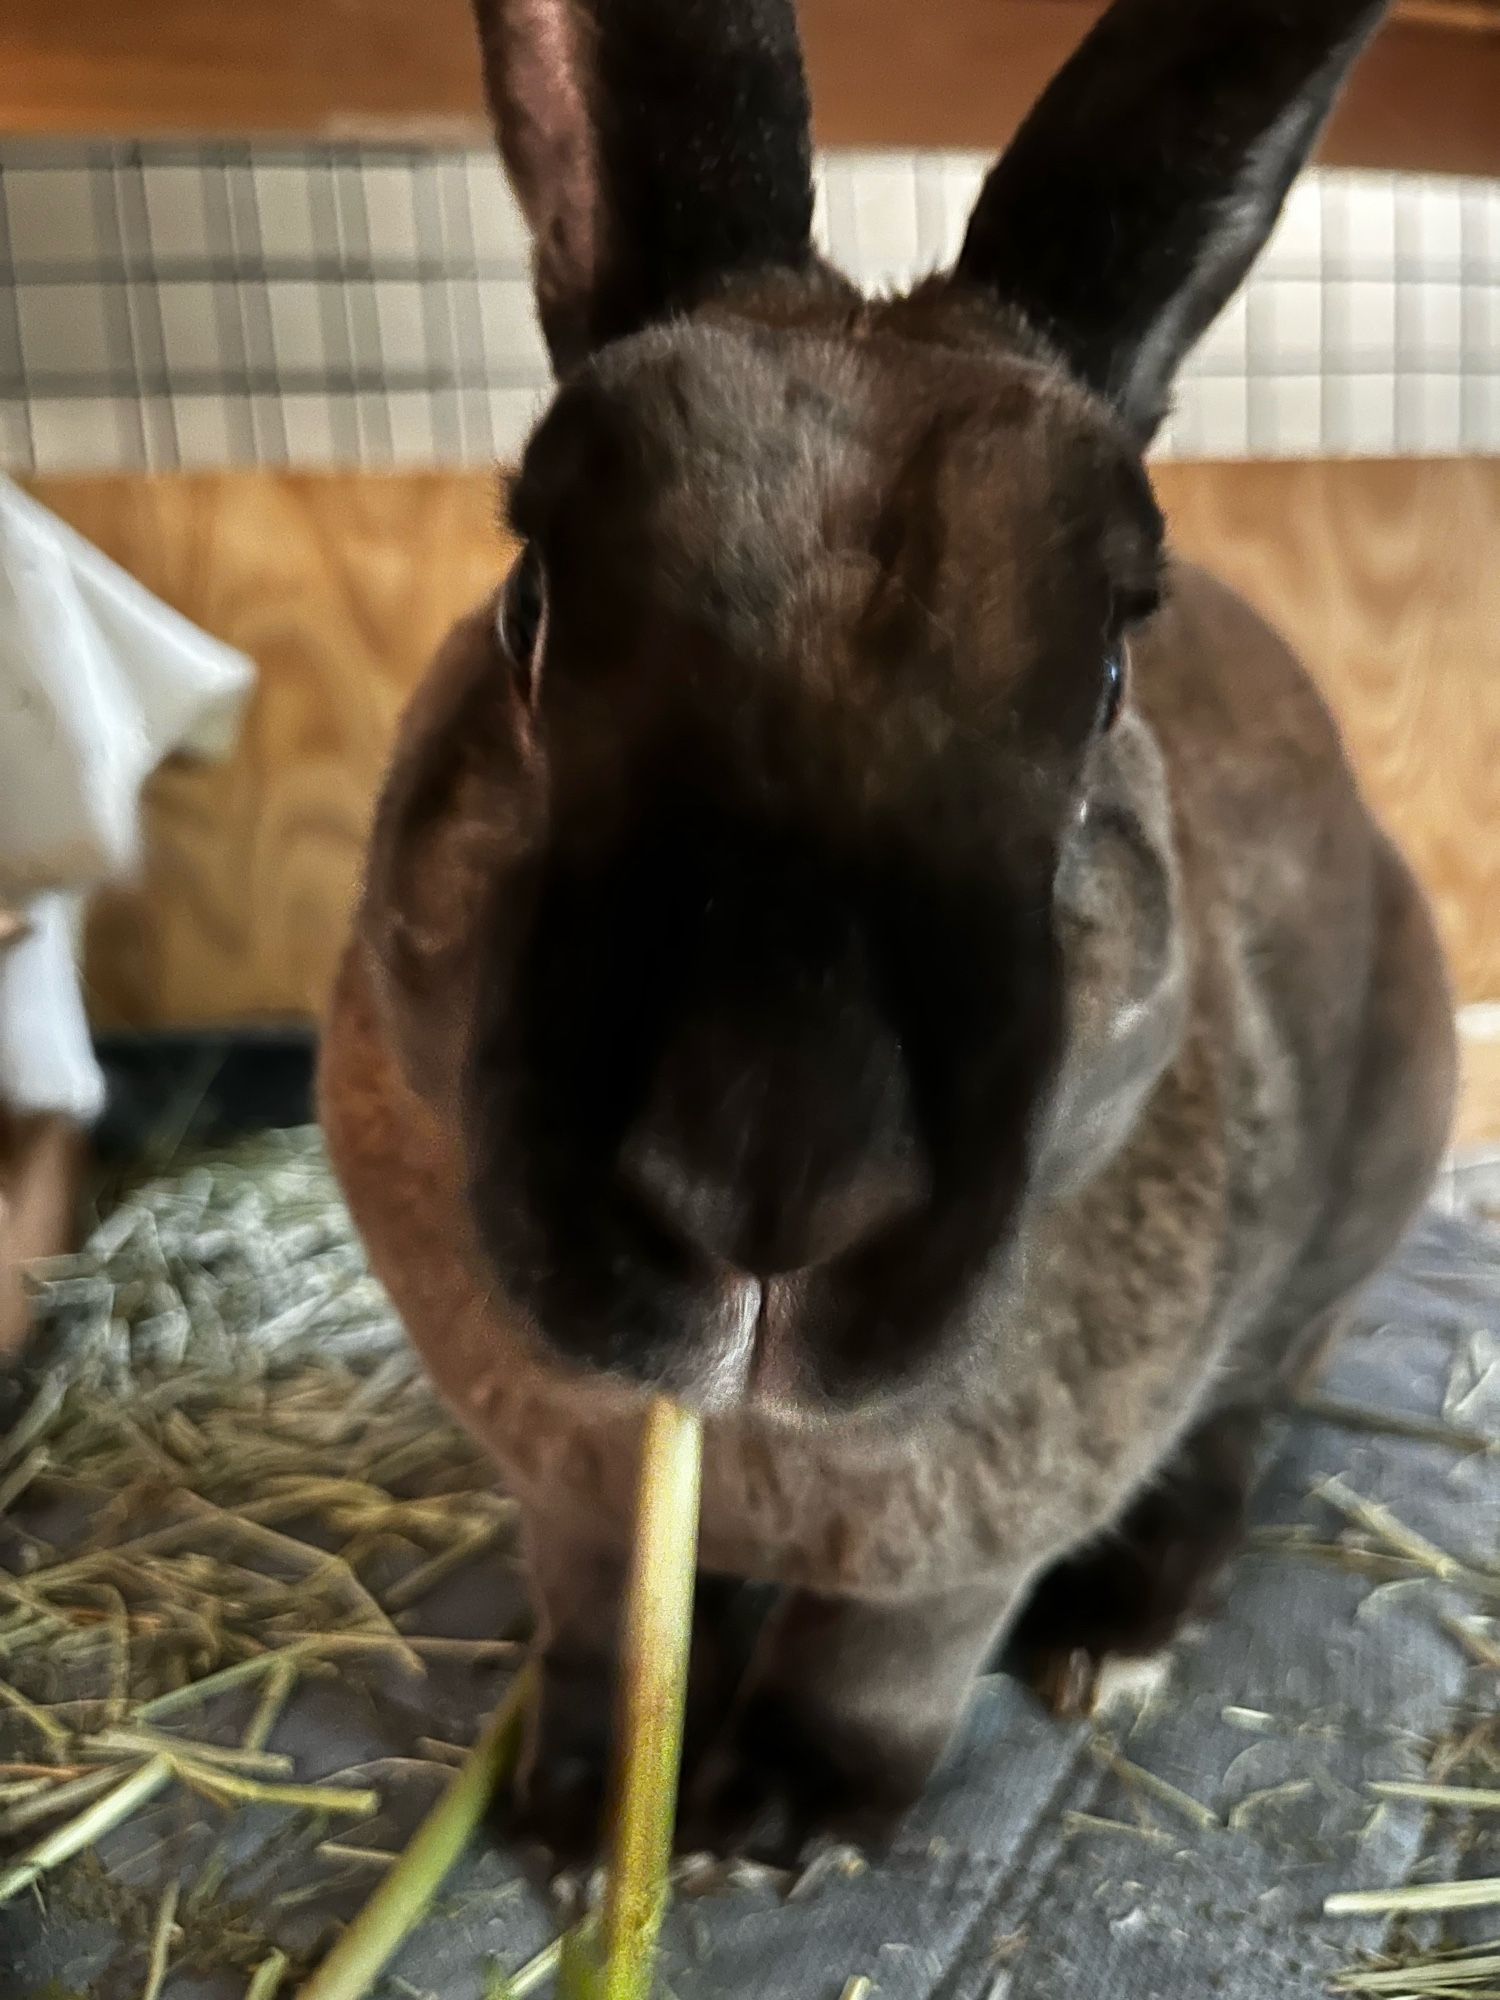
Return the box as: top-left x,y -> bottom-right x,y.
320,0 -> 1455,1858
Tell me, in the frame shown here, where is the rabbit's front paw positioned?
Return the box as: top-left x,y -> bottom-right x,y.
682,1691 -> 924,1866
1008,1404 -> 1260,1716
1007,1517 -> 1219,1719
504,1651 -> 615,1863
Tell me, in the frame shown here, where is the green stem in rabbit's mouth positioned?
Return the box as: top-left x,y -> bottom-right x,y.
599,1396 -> 704,1999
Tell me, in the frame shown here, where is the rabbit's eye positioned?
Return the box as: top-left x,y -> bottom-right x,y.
499,545 -> 546,699
1099,642 -> 1128,732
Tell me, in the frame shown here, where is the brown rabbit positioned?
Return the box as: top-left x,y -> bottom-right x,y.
320,0 -> 1456,1858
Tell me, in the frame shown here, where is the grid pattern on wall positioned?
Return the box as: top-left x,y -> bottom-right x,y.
1,142 -> 1499,473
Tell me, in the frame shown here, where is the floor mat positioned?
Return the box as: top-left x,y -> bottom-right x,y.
3,1131 -> 1500,2000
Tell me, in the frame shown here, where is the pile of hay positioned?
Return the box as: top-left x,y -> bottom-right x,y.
0,1129 -> 529,1995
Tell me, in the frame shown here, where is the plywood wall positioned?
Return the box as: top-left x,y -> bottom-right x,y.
22,460 -> 1500,1032
1153,458 -> 1500,1014
43,472 -> 512,1029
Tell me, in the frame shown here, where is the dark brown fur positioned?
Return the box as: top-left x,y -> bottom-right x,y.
320,0 -> 1454,1857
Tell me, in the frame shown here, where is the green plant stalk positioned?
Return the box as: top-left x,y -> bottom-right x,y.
600,1398 -> 703,2000
294,1663 -> 536,2000
557,1921 -> 606,2000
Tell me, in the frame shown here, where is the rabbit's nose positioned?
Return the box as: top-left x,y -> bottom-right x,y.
617,1109 -> 929,1278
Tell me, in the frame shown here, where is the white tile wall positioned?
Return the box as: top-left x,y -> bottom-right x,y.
1,143 -> 1498,473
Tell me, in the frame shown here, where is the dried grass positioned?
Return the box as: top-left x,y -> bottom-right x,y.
0,1130 -> 523,1981
2,1132 -> 714,1999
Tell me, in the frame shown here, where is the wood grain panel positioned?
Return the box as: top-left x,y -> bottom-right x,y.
4,0 -> 1500,178
1153,458 -> 1500,1012
21,460 -> 1499,1038
26,473 -> 510,1030
1455,1024 -> 1500,1152
797,2 -> 1500,176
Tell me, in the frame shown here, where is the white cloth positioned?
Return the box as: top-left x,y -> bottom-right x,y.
0,476 -> 255,1120
0,894 -> 103,1122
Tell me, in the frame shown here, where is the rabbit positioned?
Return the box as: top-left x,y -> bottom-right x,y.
319,0 -> 1457,1860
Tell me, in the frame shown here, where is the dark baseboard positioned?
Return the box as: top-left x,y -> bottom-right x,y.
92,1027 -> 318,1163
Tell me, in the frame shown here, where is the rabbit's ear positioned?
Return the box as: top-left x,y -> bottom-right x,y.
954,0 -> 1385,440
472,0 -> 817,371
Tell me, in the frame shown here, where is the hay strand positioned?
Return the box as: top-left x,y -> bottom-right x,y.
245,1950 -> 291,2000
0,1674 -> 71,1749
1092,1742 -> 1221,1832
295,1663 -> 535,2000
140,1878 -> 180,2000
491,1937 -> 565,1997
316,1842 -> 398,1870
182,1766 -> 380,1817
0,1764 -> 122,1838
0,1753 -> 174,1906
1326,1877 -> 1500,1917
1333,1948 -> 1500,1992
1370,1780 -> 1500,1811
1318,1475 -> 1471,1583
135,1647 -> 303,1722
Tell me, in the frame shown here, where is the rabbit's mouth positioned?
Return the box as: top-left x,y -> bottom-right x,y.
669,1272 -> 810,1421
507,1195 -> 1010,1427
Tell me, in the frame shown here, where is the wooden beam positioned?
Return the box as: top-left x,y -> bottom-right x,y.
801,2 -> 1500,178
2,2 -> 1499,178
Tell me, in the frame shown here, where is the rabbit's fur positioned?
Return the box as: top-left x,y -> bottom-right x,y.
320,0 -> 1456,1854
